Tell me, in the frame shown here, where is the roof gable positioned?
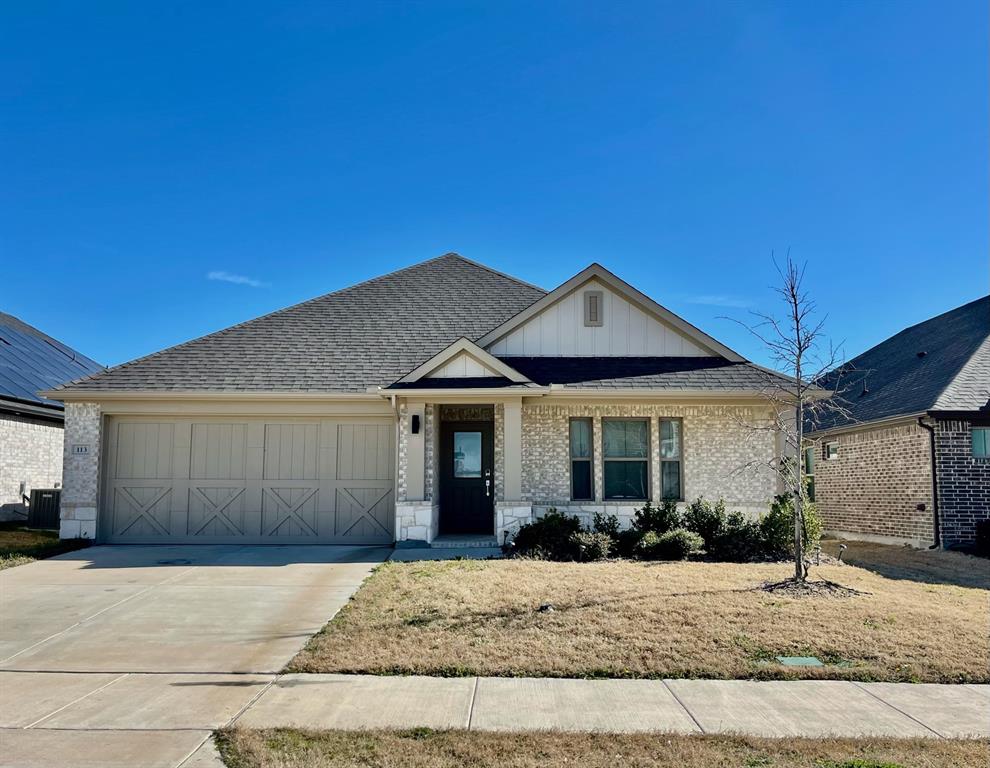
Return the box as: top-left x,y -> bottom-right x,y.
477,264 -> 744,362
398,338 -> 530,383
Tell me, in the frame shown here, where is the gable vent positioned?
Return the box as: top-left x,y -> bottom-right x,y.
584,290 -> 604,327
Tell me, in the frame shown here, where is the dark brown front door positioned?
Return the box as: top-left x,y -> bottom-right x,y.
439,420 -> 494,535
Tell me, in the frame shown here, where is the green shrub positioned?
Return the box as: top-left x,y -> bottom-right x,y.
760,493 -> 823,559
615,526 -> 643,558
710,510 -> 764,561
510,509 -> 583,560
682,497 -> 727,546
656,528 -> 705,560
635,527 -> 704,560
592,512 -> 620,539
633,530 -> 662,559
632,499 -> 681,535
570,531 -> 613,562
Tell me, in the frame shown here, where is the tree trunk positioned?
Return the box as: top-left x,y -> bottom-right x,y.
794,396 -> 805,582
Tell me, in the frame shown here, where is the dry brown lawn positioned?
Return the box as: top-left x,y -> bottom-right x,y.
290,544 -> 988,682
216,728 -> 989,768
0,523 -> 89,570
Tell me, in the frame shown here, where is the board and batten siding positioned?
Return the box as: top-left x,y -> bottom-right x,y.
485,278 -> 713,357
425,352 -> 500,378
102,416 -> 394,544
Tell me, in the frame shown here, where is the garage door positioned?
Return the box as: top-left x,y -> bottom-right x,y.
101,417 -> 394,544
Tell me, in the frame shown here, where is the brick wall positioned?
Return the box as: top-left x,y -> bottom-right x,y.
59,402 -> 102,539
933,419 -> 990,549
520,402 -> 777,516
0,413 -> 64,514
812,421 -> 934,546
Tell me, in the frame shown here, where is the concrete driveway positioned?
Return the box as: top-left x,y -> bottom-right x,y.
0,544 -> 388,768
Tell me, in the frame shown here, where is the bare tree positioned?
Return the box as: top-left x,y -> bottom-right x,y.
732,253 -> 850,582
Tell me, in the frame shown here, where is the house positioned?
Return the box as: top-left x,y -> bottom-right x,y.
808,296 -> 989,550
0,312 -> 103,520
43,253 -> 795,546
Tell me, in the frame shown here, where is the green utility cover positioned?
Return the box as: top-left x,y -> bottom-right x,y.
775,656 -> 824,667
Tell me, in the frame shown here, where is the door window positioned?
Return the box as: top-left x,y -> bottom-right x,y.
453,432 -> 482,477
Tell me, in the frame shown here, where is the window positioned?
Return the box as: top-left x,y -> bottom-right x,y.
603,419 -> 649,500
453,432 -> 482,477
584,290 -> 604,327
659,418 -> 682,500
804,447 -> 816,502
569,418 -> 593,500
973,428 -> 990,459
825,442 -> 839,460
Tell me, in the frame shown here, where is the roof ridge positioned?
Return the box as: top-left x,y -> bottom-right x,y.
839,295 -> 990,373
49,253 -> 541,392
444,253 -> 547,294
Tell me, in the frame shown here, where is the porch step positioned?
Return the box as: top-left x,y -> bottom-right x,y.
429,535 -> 500,549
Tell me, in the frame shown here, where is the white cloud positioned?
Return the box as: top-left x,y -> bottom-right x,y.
207,270 -> 266,288
682,294 -> 752,309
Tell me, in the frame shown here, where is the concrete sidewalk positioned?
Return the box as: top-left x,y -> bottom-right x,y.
235,674 -> 990,740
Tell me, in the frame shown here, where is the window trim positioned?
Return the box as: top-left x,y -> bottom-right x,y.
568,417 -> 594,501
825,441 -> 839,460
583,290 -> 604,327
601,417 -> 650,501
658,417 -> 684,502
973,427 -> 990,459
803,446 -> 816,502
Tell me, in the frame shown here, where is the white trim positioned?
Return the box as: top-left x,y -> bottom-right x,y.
475,264 -> 746,362
40,390 -> 384,402
396,338 -> 531,384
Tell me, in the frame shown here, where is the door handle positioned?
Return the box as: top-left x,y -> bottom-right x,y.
485,479 -> 491,497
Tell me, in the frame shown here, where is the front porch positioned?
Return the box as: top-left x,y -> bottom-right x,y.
395,402 -> 533,547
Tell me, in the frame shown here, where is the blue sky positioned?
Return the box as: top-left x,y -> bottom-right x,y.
2,1 -> 986,370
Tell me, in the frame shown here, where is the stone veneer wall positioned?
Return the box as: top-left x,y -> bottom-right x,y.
59,402 -> 102,539
424,404 -> 436,502
813,421 -> 934,547
0,413 -> 64,517
521,403 -> 776,525
933,419 -> 990,549
396,401 -> 410,502
494,403 -> 505,502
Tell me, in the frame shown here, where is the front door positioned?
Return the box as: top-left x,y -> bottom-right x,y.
439,420 -> 494,535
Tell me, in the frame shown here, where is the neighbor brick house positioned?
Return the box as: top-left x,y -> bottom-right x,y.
808,296 -> 989,549
43,254 -> 797,546
0,312 -> 103,520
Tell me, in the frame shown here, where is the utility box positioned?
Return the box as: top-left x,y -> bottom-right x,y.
27,488 -> 61,530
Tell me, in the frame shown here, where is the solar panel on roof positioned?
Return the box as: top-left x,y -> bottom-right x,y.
0,312 -> 103,410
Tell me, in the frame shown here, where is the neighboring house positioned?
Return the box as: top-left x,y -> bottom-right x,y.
0,312 -> 103,520
44,253 -> 796,545
808,296 -> 990,550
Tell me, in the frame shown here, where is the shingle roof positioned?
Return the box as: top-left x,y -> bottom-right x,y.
0,312 -> 103,412
813,295 -> 989,431
54,254 -> 547,394
497,357 -> 794,390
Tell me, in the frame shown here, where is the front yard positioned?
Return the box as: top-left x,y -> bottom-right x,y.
290,544 -> 988,683
216,728 -> 988,768
0,522 -> 88,570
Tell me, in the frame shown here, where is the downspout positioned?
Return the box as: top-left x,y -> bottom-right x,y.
918,416 -> 940,549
